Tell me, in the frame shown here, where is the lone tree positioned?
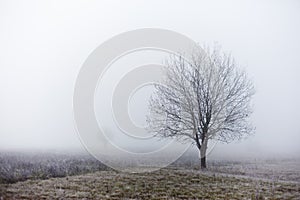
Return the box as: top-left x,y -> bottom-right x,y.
147,45 -> 254,169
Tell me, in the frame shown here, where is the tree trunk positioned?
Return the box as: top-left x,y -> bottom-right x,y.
200,138 -> 208,169
201,156 -> 206,169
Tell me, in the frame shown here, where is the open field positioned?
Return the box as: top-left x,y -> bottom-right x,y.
1,168 -> 299,199
0,152 -> 299,199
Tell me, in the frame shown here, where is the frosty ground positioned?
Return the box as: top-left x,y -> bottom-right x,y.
1,167 -> 299,199
0,153 -> 299,199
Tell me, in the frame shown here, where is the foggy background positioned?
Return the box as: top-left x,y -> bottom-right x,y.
0,0 -> 299,159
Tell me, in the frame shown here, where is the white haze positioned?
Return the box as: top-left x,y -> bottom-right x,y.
0,0 -> 299,159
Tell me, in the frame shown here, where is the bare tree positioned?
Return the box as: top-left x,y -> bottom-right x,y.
147,45 -> 254,169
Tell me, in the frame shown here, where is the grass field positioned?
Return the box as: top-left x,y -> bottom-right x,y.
1,168 -> 299,199
0,152 -> 299,199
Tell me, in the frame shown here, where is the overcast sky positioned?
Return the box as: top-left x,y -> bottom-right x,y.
0,0 -> 299,158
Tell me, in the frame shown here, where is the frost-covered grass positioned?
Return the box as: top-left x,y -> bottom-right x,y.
0,152 -> 108,184
1,168 -> 299,199
173,153 -> 300,183
207,159 -> 300,183
0,152 -> 299,199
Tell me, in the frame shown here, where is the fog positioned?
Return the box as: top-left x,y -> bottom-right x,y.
0,0 -> 299,159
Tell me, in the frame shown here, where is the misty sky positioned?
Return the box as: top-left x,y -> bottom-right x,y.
0,0 -> 299,158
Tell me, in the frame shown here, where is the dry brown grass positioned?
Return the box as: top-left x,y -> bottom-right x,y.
1,168 -> 299,199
